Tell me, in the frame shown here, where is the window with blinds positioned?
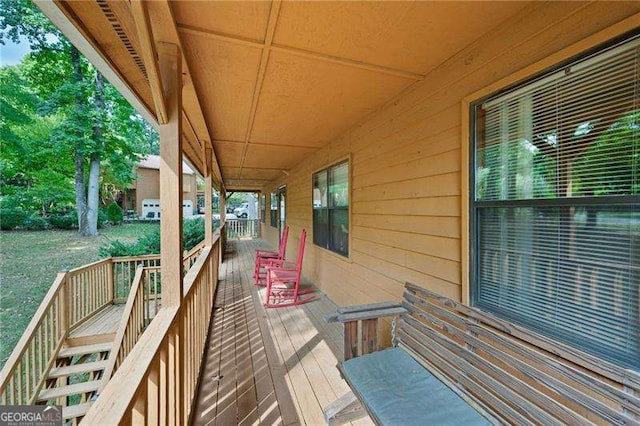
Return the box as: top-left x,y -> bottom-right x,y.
313,160 -> 349,256
471,36 -> 639,370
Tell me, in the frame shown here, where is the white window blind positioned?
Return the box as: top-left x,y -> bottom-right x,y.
472,36 -> 639,370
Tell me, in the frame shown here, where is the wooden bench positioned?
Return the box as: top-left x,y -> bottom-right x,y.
324,282 -> 640,425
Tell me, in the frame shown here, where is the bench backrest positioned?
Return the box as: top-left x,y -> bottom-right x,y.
398,282 -> 640,426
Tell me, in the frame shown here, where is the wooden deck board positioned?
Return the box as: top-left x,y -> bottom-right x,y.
191,238 -> 374,425
68,304 -> 124,338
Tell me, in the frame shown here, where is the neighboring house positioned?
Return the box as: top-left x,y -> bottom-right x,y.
121,155 -> 198,219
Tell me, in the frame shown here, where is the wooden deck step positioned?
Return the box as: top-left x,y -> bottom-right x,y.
38,380 -> 100,401
66,332 -> 115,347
49,360 -> 108,378
58,342 -> 112,358
62,402 -> 93,420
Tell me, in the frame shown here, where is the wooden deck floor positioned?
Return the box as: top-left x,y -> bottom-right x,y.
69,304 -> 124,338
191,239 -> 374,426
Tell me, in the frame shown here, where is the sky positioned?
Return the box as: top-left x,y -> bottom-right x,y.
0,35 -> 31,67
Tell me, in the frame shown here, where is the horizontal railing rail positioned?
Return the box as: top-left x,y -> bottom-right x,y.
183,240 -> 205,271
83,233 -> 221,424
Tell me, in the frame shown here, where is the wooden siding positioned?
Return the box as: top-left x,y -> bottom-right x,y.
134,168 -> 198,217
260,3 -> 640,340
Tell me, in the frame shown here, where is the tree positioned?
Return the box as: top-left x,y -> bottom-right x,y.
1,0 -> 157,233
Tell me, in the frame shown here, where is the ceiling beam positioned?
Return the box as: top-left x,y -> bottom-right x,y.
144,0 -> 224,184
178,24 -> 263,50
270,45 -> 424,81
130,0 -> 168,124
176,24 -> 424,81
238,0 -> 282,179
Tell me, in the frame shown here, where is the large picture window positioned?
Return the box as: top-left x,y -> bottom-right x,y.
313,160 -> 349,256
471,37 -> 639,370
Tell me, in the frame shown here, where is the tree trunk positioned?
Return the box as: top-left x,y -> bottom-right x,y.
70,46 -> 89,235
86,72 -> 106,236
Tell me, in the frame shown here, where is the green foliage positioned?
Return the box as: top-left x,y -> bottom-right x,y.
23,213 -> 47,230
98,227 -> 160,257
0,1 -> 159,235
49,213 -> 77,230
97,209 -> 107,229
0,209 -> 27,230
99,219 -> 205,257
105,203 -> 123,224
573,113 -> 640,196
183,218 -> 205,251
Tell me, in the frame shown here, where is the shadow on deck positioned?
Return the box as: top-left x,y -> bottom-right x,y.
191,239 -> 373,426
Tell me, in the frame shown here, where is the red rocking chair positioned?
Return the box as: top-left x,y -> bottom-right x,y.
264,229 -> 315,308
254,225 -> 289,286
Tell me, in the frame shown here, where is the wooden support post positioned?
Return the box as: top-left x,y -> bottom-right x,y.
361,319 -> 378,356
204,147 -> 213,246
343,321 -> 358,361
158,42 -> 183,307
220,189 -> 226,223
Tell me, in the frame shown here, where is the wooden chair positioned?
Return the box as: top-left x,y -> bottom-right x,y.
264,229 -> 315,308
254,225 -> 289,286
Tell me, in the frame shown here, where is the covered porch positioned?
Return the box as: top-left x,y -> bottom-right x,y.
4,1 -> 639,424
191,238 -> 370,426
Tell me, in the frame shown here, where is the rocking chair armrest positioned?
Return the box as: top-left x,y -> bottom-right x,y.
256,249 -> 278,257
266,259 -> 296,268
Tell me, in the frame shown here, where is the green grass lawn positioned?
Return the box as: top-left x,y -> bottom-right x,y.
0,222 -> 159,368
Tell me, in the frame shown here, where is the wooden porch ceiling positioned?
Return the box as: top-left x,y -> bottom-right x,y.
42,1 -> 530,190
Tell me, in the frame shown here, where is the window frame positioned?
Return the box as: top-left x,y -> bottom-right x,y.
462,30 -> 640,371
312,157 -> 351,258
461,25 -> 640,305
269,192 -> 278,228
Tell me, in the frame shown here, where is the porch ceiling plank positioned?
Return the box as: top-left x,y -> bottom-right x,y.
130,0 -> 168,125
238,0 -> 283,180
269,45 -> 424,81
175,24 -> 424,81
177,24 -> 265,50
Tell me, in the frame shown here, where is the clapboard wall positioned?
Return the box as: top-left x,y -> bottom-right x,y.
260,3 -> 640,320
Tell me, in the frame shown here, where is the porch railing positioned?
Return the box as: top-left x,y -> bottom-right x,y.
67,259 -> 114,329
0,272 -> 68,405
82,233 -> 221,424
0,239 -> 206,407
111,241 -> 205,302
226,218 -> 259,239
99,266 -> 160,393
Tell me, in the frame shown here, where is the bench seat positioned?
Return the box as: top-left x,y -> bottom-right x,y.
340,347 -> 491,426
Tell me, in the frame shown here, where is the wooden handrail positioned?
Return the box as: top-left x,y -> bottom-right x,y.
111,254 -> 161,262
99,266 -> 146,394
0,272 -> 68,404
86,307 -> 179,422
84,236 -> 221,424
